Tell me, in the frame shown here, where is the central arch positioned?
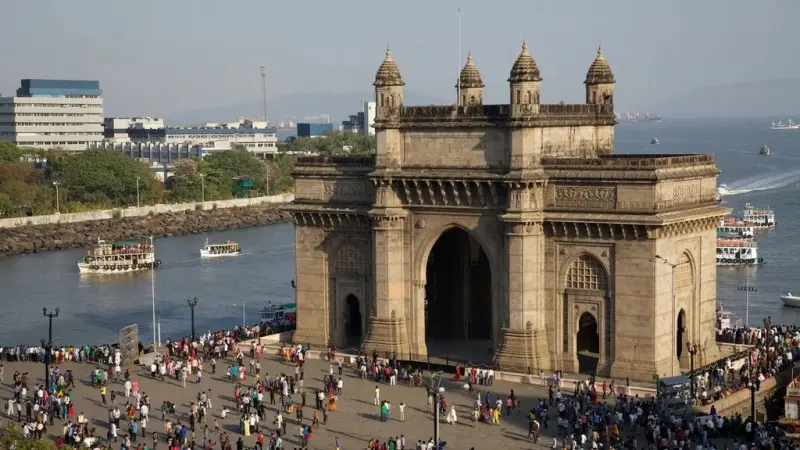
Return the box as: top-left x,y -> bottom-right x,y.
577,312 -> 600,374
345,294 -> 362,341
424,227 -> 492,361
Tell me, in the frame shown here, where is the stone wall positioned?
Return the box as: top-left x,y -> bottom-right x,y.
0,200 -> 293,258
0,194 -> 294,229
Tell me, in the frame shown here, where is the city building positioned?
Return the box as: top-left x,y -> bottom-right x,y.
297,122 -> 333,138
287,45 -> 728,380
0,79 -> 104,151
100,117 -> 278,158
340,101 -> 377,136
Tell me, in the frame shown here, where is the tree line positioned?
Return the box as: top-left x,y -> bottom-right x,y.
0,131 -> 376,218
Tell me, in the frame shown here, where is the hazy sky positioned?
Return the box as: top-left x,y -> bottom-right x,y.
2,0 -> 797,118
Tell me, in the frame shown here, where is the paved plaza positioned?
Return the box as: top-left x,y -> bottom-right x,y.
0,349 -> 602,449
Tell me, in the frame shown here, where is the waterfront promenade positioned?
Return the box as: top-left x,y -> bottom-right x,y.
2,349 -> 566,449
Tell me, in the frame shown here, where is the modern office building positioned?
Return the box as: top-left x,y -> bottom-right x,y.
297,122 -> 333,138
101,117 -> 278,158
340,101 -> 377,136
0,79 -> 104,151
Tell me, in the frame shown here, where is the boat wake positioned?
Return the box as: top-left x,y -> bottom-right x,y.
721,169 -> 800,196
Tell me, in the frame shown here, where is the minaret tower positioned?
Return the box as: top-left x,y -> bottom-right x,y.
374,48 -> 404,119
584,46 -> 615,105
457,53 -> 484,106
508,41 -> 541,106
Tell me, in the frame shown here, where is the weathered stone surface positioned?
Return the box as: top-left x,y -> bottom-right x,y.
0,204 -> 290,258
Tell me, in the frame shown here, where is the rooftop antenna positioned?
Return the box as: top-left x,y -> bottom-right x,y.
260,65 -> 268,126
457,8 -> 462,105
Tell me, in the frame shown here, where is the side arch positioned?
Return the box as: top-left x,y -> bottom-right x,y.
675,250 -> 697,368
327,239 -> 372,348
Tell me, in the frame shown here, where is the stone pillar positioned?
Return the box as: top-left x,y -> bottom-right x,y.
494,217 -> 551,372
291,219 -> 331,348
361,181 -> 410,357
410,280 -> 428,358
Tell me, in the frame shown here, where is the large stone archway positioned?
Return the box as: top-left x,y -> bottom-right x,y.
423,227 -> 493,362
329,242 -> 369,349
675,252 -> 695,369
561,253 -> 612,375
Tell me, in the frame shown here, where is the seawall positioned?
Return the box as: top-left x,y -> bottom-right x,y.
0,194 -> 295,257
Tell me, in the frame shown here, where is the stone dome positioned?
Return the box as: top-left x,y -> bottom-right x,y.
584,46 -> 615,85
508,41 -> 542,83
374,48 -> 405,87
457,53 -> 485,89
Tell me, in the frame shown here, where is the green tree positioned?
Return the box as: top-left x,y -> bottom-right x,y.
0,423 -> 54,450
268,153 -> 297,194
201,148 -> 269,197
277,131 -> 376,156
53,149 -> 162,207
0,193 -> 14,217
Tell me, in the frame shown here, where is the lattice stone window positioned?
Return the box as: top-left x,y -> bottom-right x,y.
676,254 -> 693,289
566,255 -> 608,291
333,244 -> 365,274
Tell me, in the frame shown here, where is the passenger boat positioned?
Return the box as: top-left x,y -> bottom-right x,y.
716,305 -> 742,330
759,145 -> 773,155
650,138 -> 660,145
259,302 -> 296,326
716,236 -> 763,266
77,237 -> 160,274
781,293 -> 800,308
742,203 -> 776,228
199,238 -> 241,257
718,217 -> 755,239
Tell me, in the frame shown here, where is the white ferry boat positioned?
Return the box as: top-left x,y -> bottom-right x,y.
716,305 -> 742,330
716,236 -> 762,266
781,292 -> 800,308
718,216 -> 755,239
742,203 -> 776,228
771,119 -> 800,130
200,239 -> 241,258
650,137 -> 660,145
259,302 -> 296,326
77,237 -> 160,274
759,145 -> 773,155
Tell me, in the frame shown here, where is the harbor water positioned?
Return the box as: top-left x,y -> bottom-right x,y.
1,118 -> 799,344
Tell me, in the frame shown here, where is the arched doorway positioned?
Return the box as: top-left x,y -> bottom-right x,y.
677,309 -> 686,359
576,312 -> 600,374
345,294 -> 362,341
425,228 -> 492,361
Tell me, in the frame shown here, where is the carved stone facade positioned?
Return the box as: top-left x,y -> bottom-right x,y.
286,44 -> 729,380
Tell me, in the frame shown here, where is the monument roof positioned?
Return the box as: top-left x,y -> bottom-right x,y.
458,53 -> 485,89
374,48 -> 405,87
508,41 -> 542,82
585,46 -> 615,85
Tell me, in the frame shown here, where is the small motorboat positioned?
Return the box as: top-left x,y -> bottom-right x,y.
759,145 -> 773,155
781,292 -> 800,308
650,138 -> 660,145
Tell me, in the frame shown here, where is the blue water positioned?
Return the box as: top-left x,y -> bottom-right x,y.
1,118 -> 798,345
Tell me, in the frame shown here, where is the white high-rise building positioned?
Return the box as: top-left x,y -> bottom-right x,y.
362,101 -> 376,136
0,79 -> 104,151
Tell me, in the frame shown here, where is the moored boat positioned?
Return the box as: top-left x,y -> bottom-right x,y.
718,216 -> 755,239
77,237 -> 160,274
259,302 -> 296,327
200,239 -> 241,257
742,203 -> 776,228
716,236 -> 762,266
771,119 -> 800,130
781,292 -> 800,308
759,145 -> 773,155
716,305 -> 742,330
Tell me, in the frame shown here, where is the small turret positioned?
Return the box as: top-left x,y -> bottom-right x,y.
374,48 -> 404,111
584,46 -> 615,105
508,41 -> 541,105
457,53 -> 484,106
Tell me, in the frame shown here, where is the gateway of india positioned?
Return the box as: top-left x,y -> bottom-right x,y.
287,42 -> 729,380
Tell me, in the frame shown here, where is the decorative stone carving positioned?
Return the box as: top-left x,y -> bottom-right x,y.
555,187 -> 616,208
601,251 -> 608,257
324,181 -> 371,200
559,248 -> 567,255
673,184 -> 700,199
414,219 -> 426,229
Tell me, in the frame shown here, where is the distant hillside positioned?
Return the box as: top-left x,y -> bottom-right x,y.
173,90 -> 445,125
656,79 -> 800,118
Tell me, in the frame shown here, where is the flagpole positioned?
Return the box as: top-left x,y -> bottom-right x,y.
457,8 -> 462,105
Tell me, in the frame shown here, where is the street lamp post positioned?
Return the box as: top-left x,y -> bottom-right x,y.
234,302 -> 247,328
136,176 -> 141,208
187,297 -> 198,341
686,341 -> 699,400
200,174 -> 205,203
738,265 -> 757,327
655,255 -> 678,376
42,307 -> 60,390
53,181 -> 60,214
747,351 -> 759,424
430,371 -> 445,446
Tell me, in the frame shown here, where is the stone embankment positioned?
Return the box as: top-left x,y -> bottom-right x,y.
0,203 -> 291,258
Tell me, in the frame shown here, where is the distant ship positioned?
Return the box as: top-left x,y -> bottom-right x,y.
771,119 -> 800,130
650,138 -> 660,145
759,145 -> 773,155
615,111 -> 663,123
